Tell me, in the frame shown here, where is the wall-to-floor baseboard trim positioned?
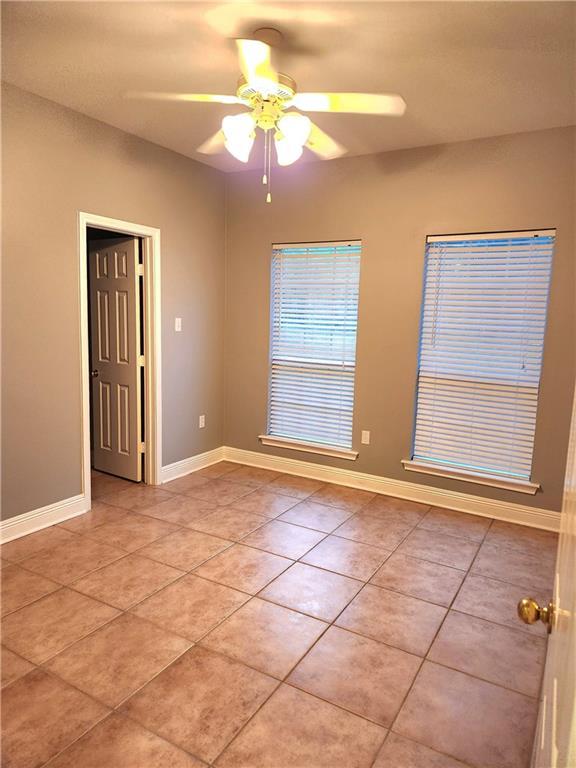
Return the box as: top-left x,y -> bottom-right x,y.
0,494 -> 90,543
1,443 -> 560,542
222,446 -> 561,532
160,447 -> 226,484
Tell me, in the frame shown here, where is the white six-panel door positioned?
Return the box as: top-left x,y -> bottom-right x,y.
88,237 -> 142,481
533,388 -> 576,767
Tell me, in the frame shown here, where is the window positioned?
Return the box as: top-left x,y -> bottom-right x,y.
261,241 -> 361,459
404,230 -> 555,492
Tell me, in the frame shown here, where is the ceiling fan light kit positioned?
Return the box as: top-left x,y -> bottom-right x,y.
129,31 -> 406,202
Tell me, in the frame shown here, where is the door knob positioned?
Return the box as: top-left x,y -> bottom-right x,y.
90,370 -> 99,378
517,597 -> 555,633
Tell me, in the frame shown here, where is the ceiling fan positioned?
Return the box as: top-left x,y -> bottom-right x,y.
129,29 -> 406,200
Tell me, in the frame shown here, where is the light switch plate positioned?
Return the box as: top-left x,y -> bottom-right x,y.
199,414 -> 206,429
175,317 -> 182,332
361,430 -> 370,445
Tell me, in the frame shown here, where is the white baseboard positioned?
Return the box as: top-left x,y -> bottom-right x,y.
0,494 -> 90,543
223,446 -> 561,532
160,446 -> 225,484
1,444 -> 560,543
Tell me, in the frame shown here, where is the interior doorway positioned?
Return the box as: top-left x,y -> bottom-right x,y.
87,228 -> 144,482
79,213 -> 162,505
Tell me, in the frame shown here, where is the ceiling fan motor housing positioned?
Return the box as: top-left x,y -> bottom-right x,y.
236,73 -> 297,103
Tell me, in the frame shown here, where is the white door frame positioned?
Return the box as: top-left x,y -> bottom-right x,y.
78,212 -> 162,502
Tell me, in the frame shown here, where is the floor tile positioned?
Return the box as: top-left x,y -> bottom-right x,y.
360,495 -> 429,525
131,574 -> 249,641
195,461 -> 243,479
2,588 -> 120,663
216,684 -> 386,768
374,733 -> 470,768
72,553 -> 184,609
83,512 -> 179,552
483,520 -> 559,558
225,466 -> 282,487
58,502 -> 130,533
1,647 -> 34,689
288,626 -> 421,726
309,483 -> 376,512
278,499 -> 353,532
47,713 -> 206,768
189,507 -> 268,540
100,485 -> 175,513
452,573 -> 549,636
394,661 -> 538,768
45,613 -> 191,706
266,473 -> 326,499
332,515 -> 414,550
120,646 -> 277,764
230,489 -> 300,518
241,520 -> 326,559
201,598 -> 327,678
186,479 -> 255,506
91,472 -> 135,500
139,494 -> 217,526
301,535 -> 390,580
428,611 -> 546,697
193,544 -> 292,594
1,526 -> 78,563
1,564 -> 60,616
1,669 -> 108,768
138,528 -> 233,570
471,540 -> 556,591
418,507 -> 492,542
371,552 -> 465,607
260,562 -> 362,621
397,528 -> 479,570
162,474 -> 211,494
19,536 -> 125,584
336,584 -> 446,656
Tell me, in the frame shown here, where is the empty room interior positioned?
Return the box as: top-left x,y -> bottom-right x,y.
2,2 -> 576,767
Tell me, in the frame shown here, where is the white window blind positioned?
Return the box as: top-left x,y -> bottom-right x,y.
412,230 -> 555,482
267,241 -> 361,450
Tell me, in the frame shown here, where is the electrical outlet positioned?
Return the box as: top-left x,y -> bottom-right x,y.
199,414 -> 206,429
175,317 -> 182,332
361,430 -> 371,445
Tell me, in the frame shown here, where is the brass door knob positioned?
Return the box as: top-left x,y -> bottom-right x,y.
517,597 -> 554,633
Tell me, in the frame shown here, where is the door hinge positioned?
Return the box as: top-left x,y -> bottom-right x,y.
139,442 -> 146,454
137,264 -> 144,276
138,355 -> 145,367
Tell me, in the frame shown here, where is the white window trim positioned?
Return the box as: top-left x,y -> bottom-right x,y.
402,459 -> 540,495
259,435 -> 359,461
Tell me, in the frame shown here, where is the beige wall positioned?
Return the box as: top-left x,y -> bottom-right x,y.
225,127 -> 575,512
2,83 -> 226,519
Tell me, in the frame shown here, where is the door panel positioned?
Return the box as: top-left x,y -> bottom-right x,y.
89,237 -> 141,481
532,388 -> 576,767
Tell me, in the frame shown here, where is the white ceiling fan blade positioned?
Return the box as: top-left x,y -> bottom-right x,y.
305,122 -> 346,160
127,91 -> 242,105
197,130 -> 226,155
236,39 -> 278,90
292,92 -> 406,116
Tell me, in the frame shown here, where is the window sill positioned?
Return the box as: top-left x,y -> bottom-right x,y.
259,435 -> 359,461
401,459 -> 540,495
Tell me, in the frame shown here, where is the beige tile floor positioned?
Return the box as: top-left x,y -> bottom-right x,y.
1,462 -> 558,768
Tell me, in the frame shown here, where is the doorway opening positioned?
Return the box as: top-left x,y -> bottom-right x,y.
79,213 -> 162,506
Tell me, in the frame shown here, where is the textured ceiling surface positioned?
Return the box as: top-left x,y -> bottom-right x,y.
2,1 -> 575,171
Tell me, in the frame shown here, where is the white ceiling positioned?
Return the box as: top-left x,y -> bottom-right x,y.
2,1 -> 575,172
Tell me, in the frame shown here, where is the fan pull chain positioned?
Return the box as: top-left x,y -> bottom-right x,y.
262,130 -> 268,185
266,130 -> 272,203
